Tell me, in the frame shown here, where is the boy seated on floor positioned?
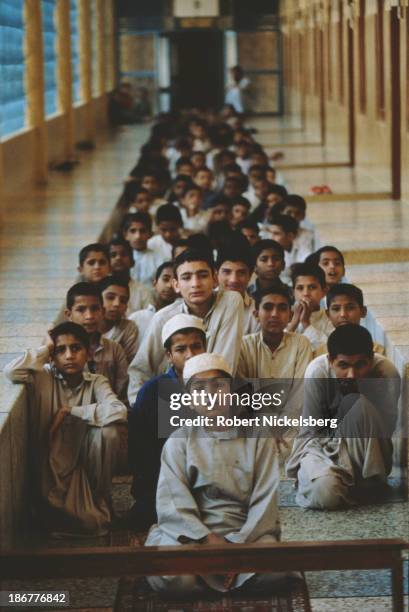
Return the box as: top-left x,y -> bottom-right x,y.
216,242 -> 259,335
121,212 -> 163,287
315,283 -> 384,356
237,219 -> 260,247
127,248 -> 244,403
306,245 -> 346,290
230,196 -> 251,229
128,314 -> 206,530
65,282 -> 128,403
99,275 -> 139,364
286,263 -> 334,352
148,204 -> 184,261
193,166 -> 216,208
263,214 -> 312,281
4,322 -> 126,537
281,194 -> 319,252
146,352 -> 300,595
125,185 -> 152,214
247,239 -> 286,298
286,325 -> 401,509
108,237 -> 152,315
237,286 -> 313,441
129,261 -> 177,353
178,184 -> 209,233
237,286 -> 313,381
78,243 -> 111,284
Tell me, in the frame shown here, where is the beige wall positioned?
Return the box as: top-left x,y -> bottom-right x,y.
281,1 -> 408,198
2,95 -> 109,194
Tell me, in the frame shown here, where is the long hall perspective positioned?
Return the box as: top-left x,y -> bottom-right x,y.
0,1 -> 408,611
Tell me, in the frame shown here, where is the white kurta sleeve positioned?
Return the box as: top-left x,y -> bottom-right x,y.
224,437 -> 281,544
155,436 -> 211,542
302,324 -> 328,352
4,346 -> 50,383
71,375 -> 127,426
127,313 -> 164,404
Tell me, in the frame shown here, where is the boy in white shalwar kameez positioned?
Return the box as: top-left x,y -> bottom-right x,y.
146,353 -> 299,595
4,322 -> 127,536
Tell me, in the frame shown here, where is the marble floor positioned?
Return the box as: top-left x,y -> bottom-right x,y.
1,117 -> 409,610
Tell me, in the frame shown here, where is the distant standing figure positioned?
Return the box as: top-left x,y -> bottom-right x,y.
225,66 -> 250,114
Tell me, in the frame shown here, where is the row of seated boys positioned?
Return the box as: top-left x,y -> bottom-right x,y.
4,110 -> 401,597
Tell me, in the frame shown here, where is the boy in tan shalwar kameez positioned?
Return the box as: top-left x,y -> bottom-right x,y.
4,322 -> 127,536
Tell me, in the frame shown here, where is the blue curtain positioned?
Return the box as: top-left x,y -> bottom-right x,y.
70,0 -> 80,101
0,0 -> 26,137
42,0 -> 58,116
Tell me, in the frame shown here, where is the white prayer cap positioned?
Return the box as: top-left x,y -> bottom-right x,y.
183,352 -> 232,381
162,313 -> 206,347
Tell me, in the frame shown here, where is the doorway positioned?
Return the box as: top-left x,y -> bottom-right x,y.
169,30 -> 224,110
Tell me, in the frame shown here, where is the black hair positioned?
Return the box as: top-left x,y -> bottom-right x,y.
283,194 -> 307,213
307,245 -> 346,268
174,248 -> 215,275
191,150 -> 206,159
266,184 -> 289,199
156,204 -> 183,226
164,327 -> 207,351
66,282 -> 102,309
207,220 -> 235,247
121,212 -> 152,234
173,174 -> 193,184
222,162 -> 242,175
50,321 -> 90,351
254,285 -> 293,309
207,194 -> 232,209
231,196 -> 251,210
180,183 -> 202,199
186,233 -> 213,257
268,213 -> 299,234
175,156 -> 193,169
155,260 -> 174,281
98,274 -> 130,296
108,237 -> 134,265
252,239 -> 285,263
171,238 -> 189,259
124,184 -> 149,204
291,263 -> 326,289
326,283 -> 364,309
174,137 -> 192,151
238,219 -> 260,233
248,164 -> 268,177
216,244 -> 254,271
327,324 -> 374,359
79,243 -> 109,266
193,166 -> 212,177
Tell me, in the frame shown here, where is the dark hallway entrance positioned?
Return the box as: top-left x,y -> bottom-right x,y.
170,30 -> 224,110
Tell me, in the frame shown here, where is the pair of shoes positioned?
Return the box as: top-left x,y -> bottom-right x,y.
310,185 -> 333,195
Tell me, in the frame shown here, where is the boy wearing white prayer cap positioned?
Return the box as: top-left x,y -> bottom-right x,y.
146,352 -> 300,596
128,314 -> 206,530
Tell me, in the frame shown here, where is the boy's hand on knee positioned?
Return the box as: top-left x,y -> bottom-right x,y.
49,406 -> 71,442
